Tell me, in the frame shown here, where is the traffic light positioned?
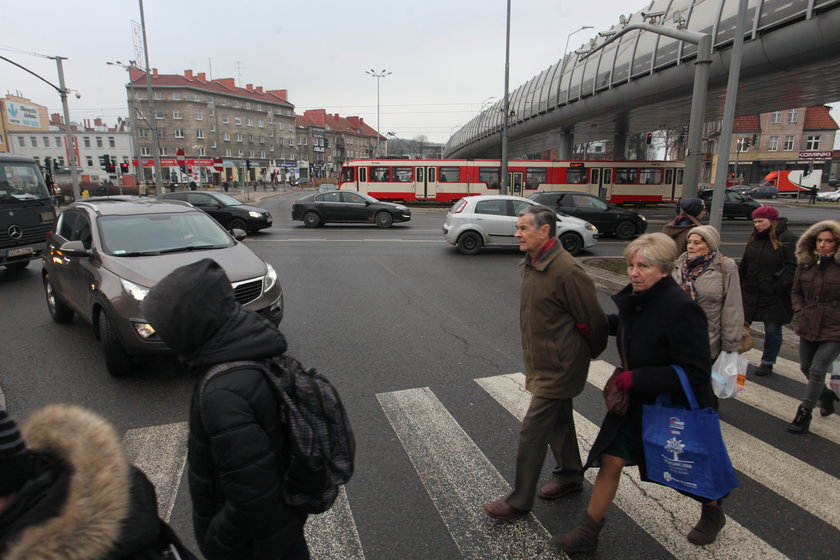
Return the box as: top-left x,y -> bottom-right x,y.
245,159 -> 251,170
106,157 -> 116,174
43,156 -> 52,171
99,154 -> 108,170
120,162 -> 129,174
645,133 -> 653,145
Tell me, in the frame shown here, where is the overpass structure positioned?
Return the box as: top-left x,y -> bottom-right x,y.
444,0 -> 840,164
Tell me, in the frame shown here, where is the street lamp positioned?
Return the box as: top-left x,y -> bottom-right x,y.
365,68 -> 391,157
563,25 -> 594,57
107,60 -> 142,191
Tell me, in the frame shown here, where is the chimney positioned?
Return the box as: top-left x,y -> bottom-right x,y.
94,118 -> 103,127
197,72 -> 206,82
152,68 -> 159,77
185,69 -> 193,79
214,78 -> 236,89
268,89 -> 288,100
256,86 -> 263,93
51,113 -> 62,125
246,84 -> 254,91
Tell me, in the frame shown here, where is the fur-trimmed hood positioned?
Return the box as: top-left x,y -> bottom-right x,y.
3,405 -> 131,560
795,220 -> 840,267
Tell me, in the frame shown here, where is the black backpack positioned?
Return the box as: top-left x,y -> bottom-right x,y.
200,355 -> 355,514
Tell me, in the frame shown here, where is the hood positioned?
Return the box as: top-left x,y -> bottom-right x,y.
5,405 -> 130,560
231,203 -> 270,214
795,219 -> 840,267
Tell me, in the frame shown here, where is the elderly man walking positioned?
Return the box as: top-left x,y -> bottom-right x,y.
484,205 -> 608,519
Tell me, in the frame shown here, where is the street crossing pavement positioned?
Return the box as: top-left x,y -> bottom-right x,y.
121,354 -> 838,560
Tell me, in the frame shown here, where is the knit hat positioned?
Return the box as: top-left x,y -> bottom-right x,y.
751,205 -> 779,220
687,225 -> 720,252
0,406 -> 35,495
679,198 -> 705,217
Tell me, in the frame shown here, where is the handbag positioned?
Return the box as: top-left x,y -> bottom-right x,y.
831,362 -> 840,399
720,257 -> 753,354
642,365 -> 739,500
711,351 -> 747,398
603,331 -> 630,415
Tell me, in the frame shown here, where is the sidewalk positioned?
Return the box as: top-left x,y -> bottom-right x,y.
227,184 -> 315,205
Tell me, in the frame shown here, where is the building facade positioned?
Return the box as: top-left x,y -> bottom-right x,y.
295,110 -> 382,179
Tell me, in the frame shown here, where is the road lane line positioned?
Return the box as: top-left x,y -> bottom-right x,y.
123,422 -> 189,522
477,373 -> 787,560
304,486 -> 365,560
741,350 -> 806,383
377,387 -> 566,560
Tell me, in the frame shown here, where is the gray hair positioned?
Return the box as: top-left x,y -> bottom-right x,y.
518,204 -> 556,237
624,232 -> 677,273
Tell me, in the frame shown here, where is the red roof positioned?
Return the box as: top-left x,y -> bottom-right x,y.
128,69 -> 294,108
733,115 -> 760,132
804,106 -> 839,130
297,109 -> 383,139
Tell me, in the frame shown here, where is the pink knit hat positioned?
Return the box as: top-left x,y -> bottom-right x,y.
751,206 -> 779,220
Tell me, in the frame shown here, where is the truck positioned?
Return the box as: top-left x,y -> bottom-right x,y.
759,169 -> 823,197
0,154 -> 57,270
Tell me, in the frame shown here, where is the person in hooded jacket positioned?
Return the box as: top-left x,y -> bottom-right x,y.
788,220 -> 840,433
662,197 -> 705,255
0,404 -> 197,560
739,206 -> 798,376
141,258 -> 309,560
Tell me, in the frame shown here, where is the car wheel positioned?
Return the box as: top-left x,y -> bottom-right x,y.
4,260 -> 29,270
44,273 -> 74,323
456,231 -> 482,255
614,220 -> 636,240
375,212 -> 394,228
98,311 -> 133,377
303,211 -> 321,228
559,232 -> 583,256
229,218 -> 247,232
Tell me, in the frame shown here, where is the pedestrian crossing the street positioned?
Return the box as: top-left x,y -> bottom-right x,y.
123,355 -> 838,559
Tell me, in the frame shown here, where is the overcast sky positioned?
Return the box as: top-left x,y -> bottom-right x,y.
2,0 -> 839,147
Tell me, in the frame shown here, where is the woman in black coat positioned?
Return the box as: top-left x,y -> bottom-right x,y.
552,233 -> 722,554
739,205 -> 797,376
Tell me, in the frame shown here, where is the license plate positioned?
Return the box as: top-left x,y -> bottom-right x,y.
7,247 -> 33,257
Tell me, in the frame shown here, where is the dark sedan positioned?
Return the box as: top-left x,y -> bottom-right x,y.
157,191 -> 272,233
699,189 -> 762,219
746,186 -> 779,199
291,191 -> 411,228
528,191 -> 647,239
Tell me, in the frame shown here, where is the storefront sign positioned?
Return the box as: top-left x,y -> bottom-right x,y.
798,151 -> 832,159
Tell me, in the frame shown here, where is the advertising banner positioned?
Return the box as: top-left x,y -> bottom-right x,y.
6,102 -> 42,128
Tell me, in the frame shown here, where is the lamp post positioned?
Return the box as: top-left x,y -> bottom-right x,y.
563,25 -> 594,58
138,0 -> 163,196
107,60 -> 141,191
365,69 -> 391,157
500,0 -> 512,194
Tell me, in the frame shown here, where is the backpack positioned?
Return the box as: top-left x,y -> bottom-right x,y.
200,355 -> 355,514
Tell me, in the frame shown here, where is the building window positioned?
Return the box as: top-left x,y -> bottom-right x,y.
86,156 -> 93,166
771,111 -> 781,124
173,92 -> 182,100
159,147 -> 167,156
222,115 -> 230,124
173,111 -> 183,120
210,124 -> 216,132
225,149 -> 232,157
258,120 -> 264,128
806,136 -> 820,150
223,132 -> 231,141
196,130 -> 205,139
0,135 -> 4,145
141,147 -> 151,156
83,136 -> 91,147
248,135 -> 254,143
768,136 -> 779,151
289,138 -> 294,146
208,107 -> 215,117
235,117 -> 242,126
155,110 -> 165,119
157,129 -> 165,138
197,147 -> 206,156
269,144 -> 274,152
268,130 -> 274,138
236,133 -> 243,142
154,92 -> 163,100
788,109 -> 799,123
43,137 -> 50,147
55,137 -> 62,147
96,137 -> 103,148
195,111 -> 203,120
138,128 -> 149,138
211,141 -> 217,149
238,149 -> 244,157
247,118 -> 253,127
245,103 -> 251,110
260,151 -> 266,158
174,129 -> 185,138
29,136 -> 37,147
289,123 -> 293,131
784,135 -> 795,151
17,137 -> 24,147
259,136 -> 265,144
108,136 -> 115,147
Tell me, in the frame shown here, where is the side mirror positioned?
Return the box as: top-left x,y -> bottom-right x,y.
58,239 -> 92,258
231,228 -> 247,241
364,201 -> 371,206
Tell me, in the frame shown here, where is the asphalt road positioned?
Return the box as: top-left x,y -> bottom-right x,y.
1,192 -> 838,559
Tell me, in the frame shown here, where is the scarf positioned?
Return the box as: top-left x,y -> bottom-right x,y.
679,251 -> 717,301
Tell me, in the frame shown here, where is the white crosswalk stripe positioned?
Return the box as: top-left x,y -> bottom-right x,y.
304,487 -> 365,560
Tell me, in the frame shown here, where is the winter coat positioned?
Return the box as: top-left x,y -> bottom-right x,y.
740,218 -> 798,324
672,253 -> 744,359
0,405 -> 190,560
792,220 -> 840,342
519,242 -> 608,399
584,276 -> 714,491
661,214 -> 704,255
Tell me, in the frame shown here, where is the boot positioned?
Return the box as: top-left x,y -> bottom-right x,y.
687,501 -> 726,545
551,512 -> 604,553
819,388 -> 838,417
787,405 -> 812,434
754,363 -> 773,377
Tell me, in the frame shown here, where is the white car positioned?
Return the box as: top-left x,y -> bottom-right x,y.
443,194 -> 599,255
816,189 -> 840,201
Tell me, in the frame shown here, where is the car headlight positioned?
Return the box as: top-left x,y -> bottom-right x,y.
396,205 -> 408,212
264,262 -> 277,292
248,211 -> 261,218
121,278 -> 150,301
639,215 -> 647,221
584,222 -> 597,231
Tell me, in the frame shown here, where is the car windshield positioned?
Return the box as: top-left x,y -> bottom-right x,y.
208,192 -> 242,206
98,212 -> 234,256
0,161 -> 51,203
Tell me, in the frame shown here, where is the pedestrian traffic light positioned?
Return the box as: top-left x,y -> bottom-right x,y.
646,133 -> 653,145
186,166 -> 193,174
120,162 -> 129,174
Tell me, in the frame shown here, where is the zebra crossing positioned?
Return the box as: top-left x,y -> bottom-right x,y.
121,353 -> 838,560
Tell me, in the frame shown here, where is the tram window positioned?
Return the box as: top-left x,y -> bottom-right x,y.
340,166 -> 354,182
565,168 -> 587,184
603,169 -> 612,184
440,166 -> 460,183
360,167 -> 367,182
479,167 -> 500,189
428,168 -> 436,182
591,169 -> 600,184
639,169 -> 662,184
665,169 -> 673,184
525,167 -> 546,189
417,167 -> 424,182
677,169 -> 684,184
370,166 -> 391,182
614,168 -> 638,184
394,167 -> 413,182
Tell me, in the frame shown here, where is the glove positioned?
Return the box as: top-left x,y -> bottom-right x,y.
614,370 -> 633,393
575,323 -> 592,337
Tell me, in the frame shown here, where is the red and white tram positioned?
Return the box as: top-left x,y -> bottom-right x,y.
338,159 -> 685,204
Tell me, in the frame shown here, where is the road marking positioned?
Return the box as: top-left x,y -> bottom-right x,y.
123,421 -> 189,522
304,486 -> 365,560
377,387 -> 566,559
477,373 -> 787,560
741,349 -> 804,383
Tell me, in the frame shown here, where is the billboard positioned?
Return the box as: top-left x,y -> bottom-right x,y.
5,101 -> 42,128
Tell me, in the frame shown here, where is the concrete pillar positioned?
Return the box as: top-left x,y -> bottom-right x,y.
554,130 -> 574,159
613,133 -> 626,160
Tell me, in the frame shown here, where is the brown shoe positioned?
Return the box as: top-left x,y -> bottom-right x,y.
538,481 -> 583,500
483,497 -> 528,520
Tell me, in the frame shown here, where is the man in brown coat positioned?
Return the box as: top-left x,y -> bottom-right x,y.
484,205 -> 608,519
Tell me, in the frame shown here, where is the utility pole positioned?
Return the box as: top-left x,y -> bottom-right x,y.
500,0 -> 511,195
52,56 -> 80,201
139,0 -> 163,195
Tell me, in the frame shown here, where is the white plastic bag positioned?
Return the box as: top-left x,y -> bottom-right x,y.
712,351 -> 747,399
831,362 -> 840,399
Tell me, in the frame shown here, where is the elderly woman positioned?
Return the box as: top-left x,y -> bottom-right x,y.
552,233 -> 722,553
672,225 -> 744,360
788,220 -> 840,433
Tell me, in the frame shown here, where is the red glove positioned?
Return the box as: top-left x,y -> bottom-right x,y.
575,323 -> 592,337
614,370 -> 633,393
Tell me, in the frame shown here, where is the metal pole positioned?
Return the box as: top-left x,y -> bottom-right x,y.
683,33 -> 712,200
709,0 -> 749,231
139,0 -> 163,196
500,0 -> 511,195
54,57 -> 80,201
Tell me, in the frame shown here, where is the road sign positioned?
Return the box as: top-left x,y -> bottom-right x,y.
213,158 -> 224,172
175,148 -> 186,165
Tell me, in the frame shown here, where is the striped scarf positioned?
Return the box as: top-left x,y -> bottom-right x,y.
679,251 -> 717,301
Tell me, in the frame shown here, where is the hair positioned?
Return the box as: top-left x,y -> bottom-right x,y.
624,232 -> 677,273
746,220 -> 788,250
518,204 -> 556,238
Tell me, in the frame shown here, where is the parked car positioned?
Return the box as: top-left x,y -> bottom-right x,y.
727,184 -> 752,194
746,186 -> 779,199
816,188 -> 840,202
291,190 -> 411,228
318,183 -> 338,192
157,191 -> 272,233
528,191 -> 647,239
698,188 -> 763,219
443,194 -> 598,256
42,197 -> 283,376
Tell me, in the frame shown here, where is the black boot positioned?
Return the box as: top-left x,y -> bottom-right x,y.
551,512 -> 605,553
819,388 -> 838,417
687,501 -> 726,545
754,363 -> 773,377
787,405 -> 812,434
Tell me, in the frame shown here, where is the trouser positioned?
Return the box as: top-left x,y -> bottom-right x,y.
798,339 -> 840,409
759,322 -> 784,365
506,396 -> 582,510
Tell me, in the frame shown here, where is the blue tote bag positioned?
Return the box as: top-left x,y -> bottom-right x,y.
642,365 -> 739,500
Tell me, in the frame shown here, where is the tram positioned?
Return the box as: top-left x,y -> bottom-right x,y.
338,159 -> 685,204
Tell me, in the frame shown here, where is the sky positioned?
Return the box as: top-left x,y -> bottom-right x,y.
2,0 -> 839,147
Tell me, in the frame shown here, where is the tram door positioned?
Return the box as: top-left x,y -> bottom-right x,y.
415,166 -> 437,200
599,168 -> 613,201
508,172 -> 523,194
